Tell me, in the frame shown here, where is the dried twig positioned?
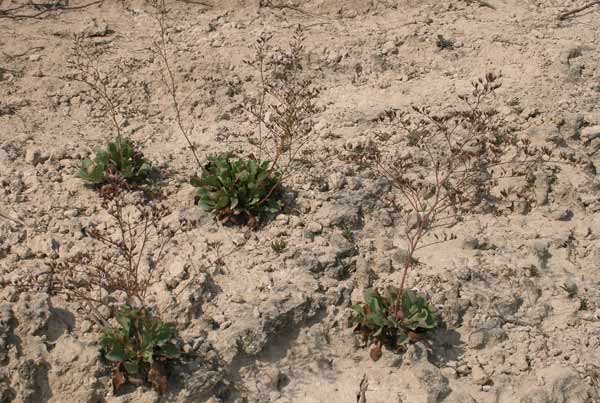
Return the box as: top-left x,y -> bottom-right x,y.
258,0 -> 329,19
465,0 -> 496,9
240,26 -> 320,182
151,0 -> 202,168
356,374 -> 368,403
0,0 -> 104,19
11,190 -> 187,317
65,35 -> 125,139
0,212 -> 25,227
176,0 -> 211,6
2,46 -> 45,61
558,0 -> 600,20
0,66 -> 23,76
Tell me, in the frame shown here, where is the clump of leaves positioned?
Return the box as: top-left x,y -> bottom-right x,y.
271,239 -> 287,253
79,136 -> 151,185
352,287 -> 439,361
191,153 -> 282,227
101,307 -> 179,394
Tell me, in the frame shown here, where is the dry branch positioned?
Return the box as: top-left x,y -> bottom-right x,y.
152,0 -> 203,168
558,0 -> 600,20
0,212 -> 25,227
0,0 -> 103,19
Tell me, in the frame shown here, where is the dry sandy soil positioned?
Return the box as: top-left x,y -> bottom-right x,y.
2,0 -> 600,402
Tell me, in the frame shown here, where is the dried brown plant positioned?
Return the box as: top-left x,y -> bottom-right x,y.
345,73 -> 568,303
65,35 -> 129,140
151,0 -> 202,168
12,188 -> 190,324
241,25 -> 321,181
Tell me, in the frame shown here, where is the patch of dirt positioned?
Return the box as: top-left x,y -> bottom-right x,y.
1,0 -> 600,402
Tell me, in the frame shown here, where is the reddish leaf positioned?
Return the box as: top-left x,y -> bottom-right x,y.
112,365 -> 127,393
370,343 -> 382,361
247,214 -> 257,229
148,362 -> 169,395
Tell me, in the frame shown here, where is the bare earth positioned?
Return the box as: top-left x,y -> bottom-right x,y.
1,0 -> 600,402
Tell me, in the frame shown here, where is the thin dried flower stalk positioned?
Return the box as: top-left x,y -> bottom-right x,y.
345,73 -> 569,302
151,0 -> 202,168
12,189 -> 187,321
241,25 -> 321,180
65,35 -> 128,139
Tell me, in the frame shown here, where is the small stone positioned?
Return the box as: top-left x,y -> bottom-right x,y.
471,364 -> 489,385
354,256 -> 372,288
558,113 -> 585,138
462,237 -> 480,250
307,222 -> 323,234
533,239 -> 550,258
391,249 -> 412,266
80,320 -> 93,333
374,256 -> 392,274
581,126 -> 600,143
559,47 -> 582,64
406,212 -> 427,230
24,148 -> 46,166
567,64 -> 584,82
231,234 -> 246,246
375,238 -> 394,252
534,169 -> 552,205
0,148 -> 10,170
381,40 -> 398,55
275,214 -> 289,224
553,208 -> 573,221
347,177 -> 362,190
262,368 -> 282,391
82,18 -> 110,37
513,353 -> 530,371
521,107 -> 540,119
327,173 -> 346,190
561,279 -> 578,296
513,200 -> 529,215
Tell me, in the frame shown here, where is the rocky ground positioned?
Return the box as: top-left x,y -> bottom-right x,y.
2,0 -> 600,402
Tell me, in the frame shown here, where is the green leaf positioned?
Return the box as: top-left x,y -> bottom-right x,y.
77,138 -> 151,185
192,153 -> 282,225
159,343 -> 179,359
116,312 -> 132,336
154,324 -> 175,346
105,343 -> 127,362
230,196 -> 239,210
143,349 -> 154,364
397,332 -> 410,345
123,360 -> 140,375
215,193 -> 230,210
